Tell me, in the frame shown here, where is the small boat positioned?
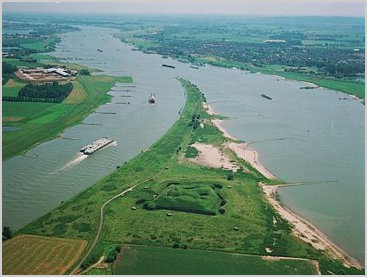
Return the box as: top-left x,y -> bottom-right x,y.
162,64 -> 175,69
260,94 -> 272,100
148,94 -> 156,104
190,65 -> 199,69
97,49 -> 103,52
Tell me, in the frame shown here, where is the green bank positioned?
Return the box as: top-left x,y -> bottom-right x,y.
194,57 -> 365,99
2,74 -> 132,160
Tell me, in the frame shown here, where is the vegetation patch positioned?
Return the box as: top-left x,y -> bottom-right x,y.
2,234 -> 87,275
140,182 -> 225,215
113,244 -> 318,275
184,145 -> 199,158
3,81 -> 73,103
2,74 -> 132,160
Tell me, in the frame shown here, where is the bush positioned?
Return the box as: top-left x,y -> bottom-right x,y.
212,183 -> 223,189
173,243 -> 179,248
227,171 -> 234,181
105,250 -> 118,263
219,208 -> 226,214
52,223 -> 66,235
143,201 -> 156,210
79,69 -> 90,75
136,198 -> 147,205
72,222 -> 92,233
2,226 -> 12,241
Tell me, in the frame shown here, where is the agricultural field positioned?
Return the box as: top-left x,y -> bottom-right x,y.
2,78 -> 26,97
2,234 -> 87,275
2,74 -> 132,160
113,244 -> 318,275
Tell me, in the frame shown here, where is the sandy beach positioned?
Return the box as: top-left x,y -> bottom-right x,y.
211,119 -> 238,141
262,184 -> 364,269
203,101 -> 364,270
189,142 -> 239,172
227,142 -> 277,179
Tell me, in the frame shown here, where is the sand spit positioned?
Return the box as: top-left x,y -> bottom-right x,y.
189,142 -> 239,172
203,102 -> 216,115
261,184 -> 364,270
211,119 -> 238,140
227,142 -> 277,180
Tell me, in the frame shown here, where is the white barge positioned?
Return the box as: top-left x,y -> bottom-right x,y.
80,137 -> 115,155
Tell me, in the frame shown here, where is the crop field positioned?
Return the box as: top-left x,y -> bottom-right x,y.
3,102 -> 56,122
2,78 -> 26,97
2,234 -> 87,275
113,244 -> 317,275
2,74 -> 132,160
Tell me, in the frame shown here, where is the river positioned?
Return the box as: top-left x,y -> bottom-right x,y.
2,26 -> 364,261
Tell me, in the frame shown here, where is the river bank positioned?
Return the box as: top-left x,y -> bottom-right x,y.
203,102 -> 364,269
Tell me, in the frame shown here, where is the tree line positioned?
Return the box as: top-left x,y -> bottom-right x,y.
3,81 -> 73,103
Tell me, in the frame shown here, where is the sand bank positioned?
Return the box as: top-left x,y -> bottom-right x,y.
189,142 -> 239,172
227,142 -> 277,179
261,184 -> 364,269
211,119 -> 238,141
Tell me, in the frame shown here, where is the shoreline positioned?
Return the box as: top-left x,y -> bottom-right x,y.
262,184 -> 364,269
204,102 -> 364,269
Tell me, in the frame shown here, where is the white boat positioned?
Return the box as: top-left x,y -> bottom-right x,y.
80,137 -> 115,155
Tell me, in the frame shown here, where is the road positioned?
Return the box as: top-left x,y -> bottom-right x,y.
69,180 -> 148,274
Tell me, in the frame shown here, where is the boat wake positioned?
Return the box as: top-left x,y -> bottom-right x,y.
59,153 -> 89,171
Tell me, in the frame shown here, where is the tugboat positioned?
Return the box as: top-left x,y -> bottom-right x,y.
148,93 -> 156,104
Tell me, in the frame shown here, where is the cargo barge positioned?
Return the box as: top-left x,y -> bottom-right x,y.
162,64 -> 175,69
260,93 -> 272,100
80,137 -> 115,155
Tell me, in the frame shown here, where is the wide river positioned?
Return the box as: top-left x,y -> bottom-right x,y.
3,26 -> 364,261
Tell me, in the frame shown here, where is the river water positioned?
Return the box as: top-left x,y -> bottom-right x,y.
2,26 -> 364,261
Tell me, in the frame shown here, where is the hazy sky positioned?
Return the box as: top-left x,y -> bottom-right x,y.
2,1 -> 365,17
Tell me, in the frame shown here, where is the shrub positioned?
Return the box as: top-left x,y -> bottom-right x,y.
52,223 -> 66,235
143,201 -> 156,210
105,250 -> 118,263
79,69 -> 90,75
173,243 -> 179,248
136,198 -> 147,205
2,226 -> 12,241
227,171 -> 234,181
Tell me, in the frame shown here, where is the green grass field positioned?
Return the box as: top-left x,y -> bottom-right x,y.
2,234 -> 87,275
2,75 -> 132,160
113,244 -> 317,275
2,79 -> 26,97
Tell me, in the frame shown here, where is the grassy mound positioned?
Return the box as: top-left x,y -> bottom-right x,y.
155,183 -> 223,215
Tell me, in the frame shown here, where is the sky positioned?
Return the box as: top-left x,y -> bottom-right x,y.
2,1 -> 365,17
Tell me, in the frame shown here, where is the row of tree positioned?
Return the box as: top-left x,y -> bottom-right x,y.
3,82 -> 73,103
